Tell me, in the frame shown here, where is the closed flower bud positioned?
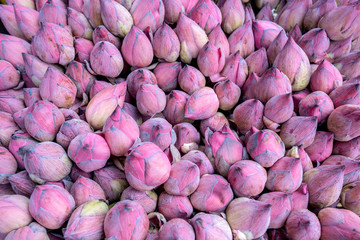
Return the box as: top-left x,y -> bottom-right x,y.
140,118 -> 174,151
252,20 -> 283,50
163,90 -> 189,125
330,83 -> 360,108
0,5 -> 24,38
70,176 -> 106,207
163,0 -> 184,24
208,24 -> 230,58
305,131 -> 334,163
190,213 -> 232,240
256,2 -> 274,21
217,0 -> 245,34
333,50 -> 360,81
189,0 -> 222,34
323,155 -> 360,186
136,84 -> 166,117
13,3 -> 40,41
121,186 -> 158,213
340,181 -> 360,215
154,62 -> 181,92
310,59 -> 343,94
158,192 -> 193,219
178,65 -> 206,95
197,41 -> 225,77
74,37 -> 94,63
5,222 -> 49,240
304,0 -> 336,31
56,119 -> 92,149
0,60 -> 20,91
23,88 -> 41,107
8,131 -> 37,169
39,0 -> 67,25
275,0 -> 310,32
228,21 -> 254,58
159,218 -> 195,240
92,25 -> 121,48
69,0 -> 84,12
83,0 -> 103,28
333,136 -> 360,160
291,183 -> 309,210
130,0 -> 164,32
153,24 -> 180,62
185,87 -> 219,120
267,30 -> 288,65
8,171 -> 36,197
245,47 -> 268,76
285,209 -> 321,240
0,33 -> 31,68
199,112 -> 229,136
325,35 -> 353,62
299,91 -> 334,123
67,7 -> 92,40
298,28 -> 330,63
173,122 -> 200,154
181,150 -> 214,176
214,80 -> 241,111
0,111 -> 19,148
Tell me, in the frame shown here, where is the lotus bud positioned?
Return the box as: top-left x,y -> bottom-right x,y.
0,195 -> 32,239
199,112 -> 229,136
252,20 -> 283,50
178,65 -> 205,95
82,0 -> 102,28
69,176 -> 106,207
125,142 -> 171,191
70,165 -> 92,182
152,24 -> 180,63
184,87 -> 219,120
173,122 -> 200,154
140,118 -> 174,151
56,119 -> 93,149
65,61 -> 95,98
246,127 -> 285,167
333,51 -> 360,81
121,26 -> 154,67
197,42 -> 225,78
0,89 -> 25,115
0,33 -> 31,68
8,131 -> 36,169
340,181 -> 360,215
275,0 -> 310,32
303,0 -> 336,31
310,60 -> 343,95
88,80 -> 119,102
12,108 -> 27,130
290,183 -> 309,210
287,145 -> 313,173
163,90 -> 189,125
29,184 -> 75,229
86,82 -> 126,130
280,116 -> 318,148
126,68 -> 157,98
69,0 -> 83,11
94,166 -> 128,201
130,0 -> 164,32
39,0 -> 67,25
190,213 -> 232,240
256,2 -> 274,21
0,60 -> 20,91
328,104 -> 360,142
104,200 -> 148,239
263,94 -> 293,132
267,30 -> 287,65
0,147 -> 16,184
303,165 -> 345,208
304,131 -> 334,163
298,28 -> 330,64
121,187 -> 157,213
323,155 -> 360,186
175,13 -> 209,63
191,174 -> 233,212
181,150 -> 214,176
23,88 -> 40,108
123,102 -> 142,125
228,21 -> 254,58
158,192 -> 193,220
333,137 -> 360,160
245,48 -> 268,76
228,160 -> 267,197
5,222 -> 49,240
189,0 -> 221,34
136,84 -> 166,117
292,89 -> 310,113
287,24 -> 303,43
39,68 -> 77,108
92,26 -> 120,48
24,141 -> 72,184
217,0 -> 245,34
214,80 -> 241,111
285,209 -> 321,240
299,91 -> 334,124
226,197 -> 271,239
319,207 -> 360,239
0,5 -> 24,38
325,36 -> 353,62
330,83 -> 360,108
159,218 -> 195,240
8,171 -> 35,197
163,0 -> 184,24
154,62 -> 181,92
74,37 -> 94,63
67,8 -> 92,40
273,37 -> 311,91
13,4 -> 40,41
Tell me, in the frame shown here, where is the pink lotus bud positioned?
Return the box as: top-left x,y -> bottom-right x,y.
56,119 -> 92,149
340,181 -> 360,215
305,131 -> 334,163
130,0 -> 164,32
123,102 -> 142,125
228,21 -> 254,58
173,122 -> 200,154
333,51 -> 360,81
103,107 -> 139,157
29,184 -> 75,229
286,145 -> 313,173
267,30 -> 287,65
291,183 -> 309,210
245,47 -> 268,76
275,0 -> 310,32
140,118 -> 174,151
92,25 -> 121,48
0,5 -> 25,38
258,192 -> 292,229
199,112 -> 228,135
93,166 -> 128,202
121,186 -> 157,213
304,0 -> 336,31
69,176 -> 106,207
136,84 -> 166,116
74,37 -> 94,63
104,200 -> 149,239
5,222 -> 49,240
86,82 -> 126,130
39,0 -> 67,25
153,24 -> 180,62
333,137 -> 360,159
159,218 -> 195,240
233,99 -> 264,134
24,141 -> 72,184
0,60 -> 20,91
90,41 -> 124,78
292,88 -> 310,113
163,0 -> 184,24
328,104 -> 360,141
126,68 -> 157,98
121,26 -> 154,67
318,4 -> 360,41
13,107 -> 27,130
163,90 -> 189,125
246,127 -> 285,167
181,150 -> 214,176
189,0 -> 221,34
273,37 -> 311,91
13,3 -> 40,42
0,89 -> 25,115
217,0 -> 245,34
256,2 -> 274,21
286,24 -> 302,42
190,174 -> 233,212
252,20 -> 283,50
24,101 -> 65,141
70,165 -> 92,182
175,13 -> 209,63
158,192 -> 193,219
67,8 -> 92,40
266,157 -> 303,193
228,160 -> 267,197
318,207 -> 360,239
154,62 -> 181,92
190,213 -> 232,240
184,87 -> 219,120
298,28 -> 330,63
8,131 -> 37,169
323,155 -> 360,186
178,65 -> 205,95
197,41 -> 225,77
0,147 -> 17,184
8,171 -> 36,197
65,61 -> 95,98
83,0 -> 103,28
325,36 -> 353,63
330,83 -> 360,108
299,91 -> 334,123
303,165 -> 345,208
68,133 -> 110,172
214,80 -> 241,111
64,200 -> 108,240
69,0 -> 83,12
226,197 -> 271,239
40,68 -> 77,108
0,33 -> 31,68
0,195 -> 32,239
125,142 -> 171,191
285,209 -> 321,240
23,88 -> 41,107
310,59 -> 343,94
280,116 -> 318,148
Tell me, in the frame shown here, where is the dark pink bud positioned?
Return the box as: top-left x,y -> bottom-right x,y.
159,218 -> 195,240
56,119 -> 92,149
121,186 -> 158,213
153,24 -> 180,62
286,209 -> 321,240
23,88 -> 41,108
217,0 -> 245,34
13,3 -> 40,41
163,0 -> 184,24
0,60 -> 20,91
305,131 -> 334,163
333,50 -> 360,81
70,176 -> 106,207
39,0 -> 67,25
130,0 -> 164,32
245,47 -> 268,76
0,5 -> 24,38
228,160 -> 267,197
140,118 -> 174,151
5,222 -> 49,240
181,150 -> 214,176
267,30 -> 288,65
8,171 -> 36,197
65,61 -> 95,98
323,155 -> 360,186
197,41 -> 225,77
178,65 -> 206,95
298,28 -> 330,63
0,33 -> 31,68
256,2 -> 274,21
340,181 -> 360,215
199,112 -> 229,136
67,7 -> 92,40
173,122 -> 200,154
304,0 -> 336,31
214,80 -> 241,111
0,89 -> 25,115
136,84 -> 166,117
126,68 -> 157,98
74,37 -> 94,63
154,62 -> 181,92
83,0 -> 103,28
8,131 -> 37,169
325,35 -> 353,62
293,88 -> 310,113
190,212 -> 232,240
70,165 -> 92,182
299,91 -> 334,123
310,59 -> 343,94
190,174 -> 233,213
92,25 -> 121,49
333,137 -> 360,160
233,99 -> 264,134
275,0 -> 310,32
158,192 -> 193,220
163,90 -> 189,125
252,20 -> 283,49
228,21 -> 254,58
189,0 -> 221,34
13,107 -> 28,130
0,147 -> 17,184
329,83 -> 360,108
291,183 -> 309,211
184,87 -> 219,120
208,24 -> 230,58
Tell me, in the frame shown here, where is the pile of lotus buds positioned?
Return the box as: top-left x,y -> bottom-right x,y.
1,0 -> 360,239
